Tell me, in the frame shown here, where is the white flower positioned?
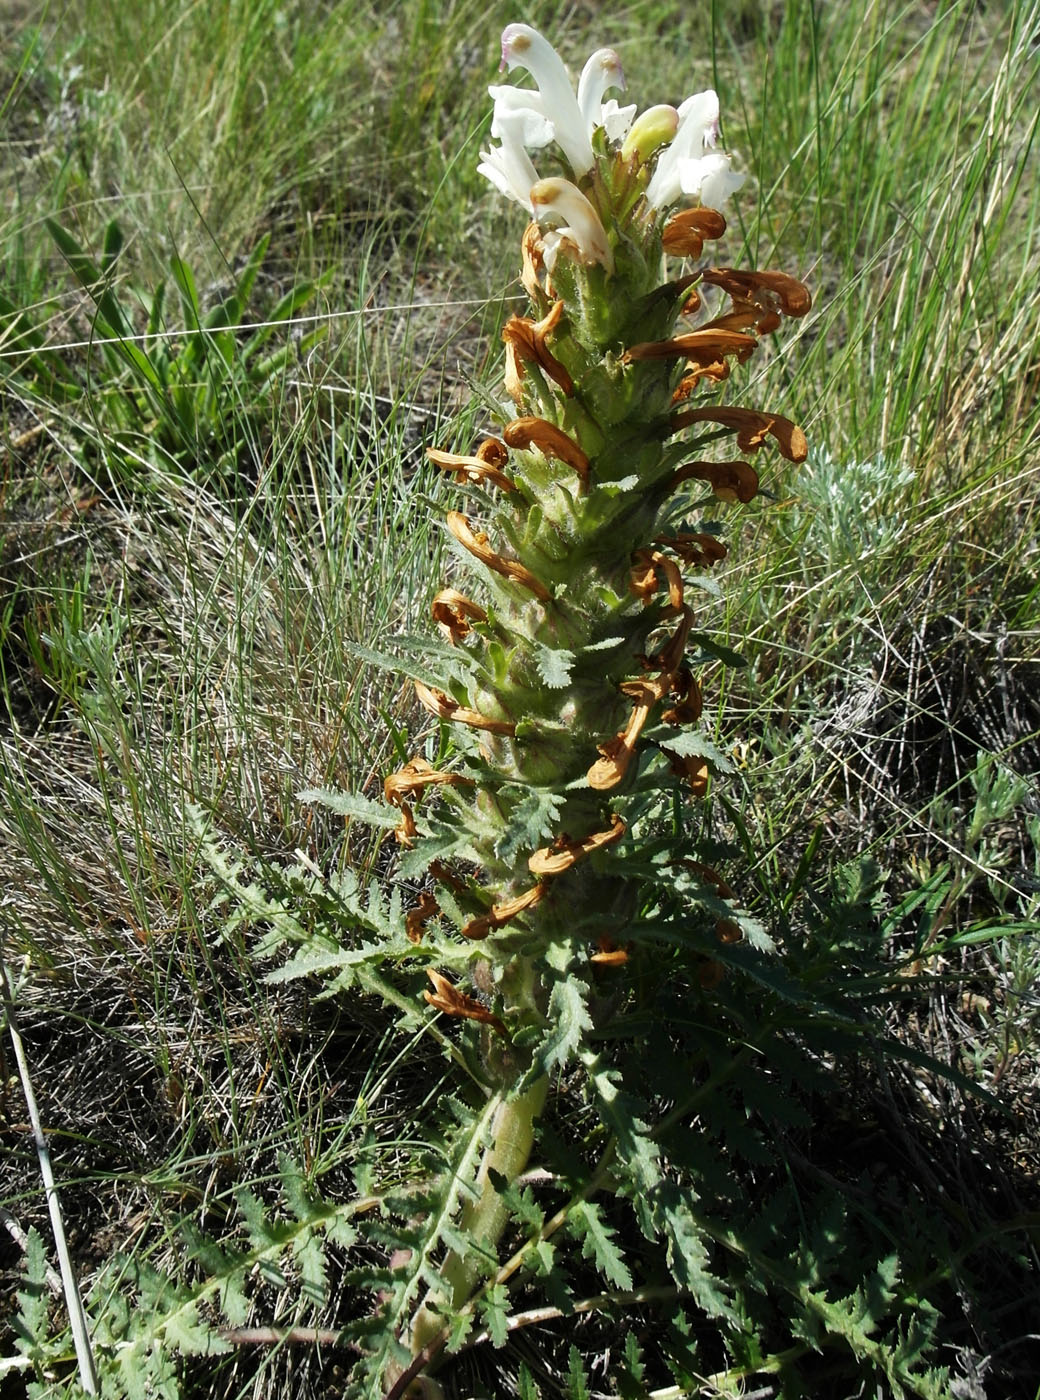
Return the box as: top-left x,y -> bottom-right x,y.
488,83 -> 553,148
500,23 -> 594,178
577,48 -> 627,139
600,97 -> 638,144
480,29 -> 633,211
476,27 -> 746,226
529,177 -> 614,273
477,107 -> 541,210
679,151 -> 747,208
645,89 -> 742,210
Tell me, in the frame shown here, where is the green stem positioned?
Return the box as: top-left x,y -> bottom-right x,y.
408,1073 -> 549,1355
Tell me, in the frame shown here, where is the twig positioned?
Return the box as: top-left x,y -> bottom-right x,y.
218,1326 -> 351,1348
1,956 -> 99,1394
0,1206 -> 64,1295
465,1284 -> 683,1348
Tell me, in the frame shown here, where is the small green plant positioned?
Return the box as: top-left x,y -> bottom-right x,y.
0,217 -> 325,482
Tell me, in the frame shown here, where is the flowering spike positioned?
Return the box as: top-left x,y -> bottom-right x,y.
397,31 -> 813,1360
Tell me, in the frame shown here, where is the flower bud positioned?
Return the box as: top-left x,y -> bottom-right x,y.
621,104 -> 679,162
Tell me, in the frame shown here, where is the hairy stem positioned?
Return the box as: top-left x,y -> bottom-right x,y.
408,1074 -> 548,1355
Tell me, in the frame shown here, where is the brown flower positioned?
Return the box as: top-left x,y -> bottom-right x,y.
446,512 -> 551,601
664,749 -> 710,796
431,588 -> 488,644
384,756 -> 473,805
528,813 -> 626,875
502,300 -> 574,398
715,918 -> 743,945
652,607 -> 693,675
670,405 -> 808,463
701,267 -> 811,333
670,459 -> 759,504
661,667 -> 703,725
414,679 -> 516,736
671,360 -> 732,399
406,891 -> 439,945
586,691 -> 664,789
625,327 -> 758,370
461,881 -> 547,939
661,207 -> 727,258
503,416 -> 590,489
424,969 -> 505,1034
385,756 -> 473,848
590,934 -> 628,966
653,532 -> 729,568
427,445 -> 515,492
628,549 -> 685,614
521,221 -> 551,304
392,802 -> 417,848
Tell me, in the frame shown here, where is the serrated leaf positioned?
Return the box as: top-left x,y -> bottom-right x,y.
656,1183 -> 734,1322
623,1329 -> 645,1381
534,643 -> 575,688
598,473 -> 641,492
445,1307 -> 474,1353
518,1361 -> 543,1400
12,1228 -> 50,1352
345,638 -> 471,689
234,1188 -> 274,1248
293,1229 -> 328,1304
536,977 -> 594,1074
654,727 -> 735,773
217,1271 -> 250,1328
532,1239 -> 555,1275
395,828 -> 473,879
495,787 -> 563,865
162,1299 -> 228,1356
297,788 -> 403,828
264,939 -> 389,984
478,1283 -> 511,1347
566,1345 -> 591,1400
566,1200 -> 633,1289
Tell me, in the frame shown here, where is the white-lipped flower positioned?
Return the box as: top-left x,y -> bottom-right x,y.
478,107 -> 542,211
644,89 -> 745,210
530,178 -> 614,273
481,26 -> 631,208
678,151 -> 747,210
499,23 -> 594,177
577,48 -> 631,141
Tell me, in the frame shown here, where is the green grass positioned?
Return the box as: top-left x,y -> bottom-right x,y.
2,0 -> 1039,1395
